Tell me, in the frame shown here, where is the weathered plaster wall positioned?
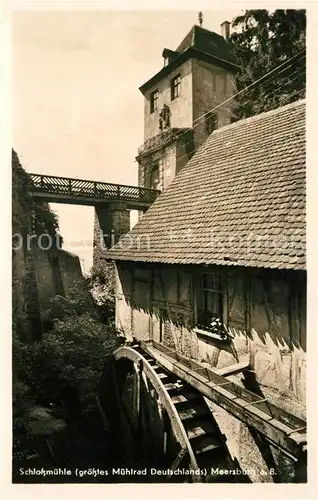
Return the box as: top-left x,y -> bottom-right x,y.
139,58 -> 235,194
115,261 -> 306,481
161,143 -> 178,190
137,129 -> 194,195
175,131 -> 195,175
116,265 -> 152,342
143,60 -> 193,141
139,144 -> 177,192
192,59 -> 236,149
116,263 -> 306,410
143,58 -> 236,144
138,154 -> 161,191
116,264 -> 133,341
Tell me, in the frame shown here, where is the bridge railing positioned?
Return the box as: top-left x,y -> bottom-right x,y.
28,173 -> 160,204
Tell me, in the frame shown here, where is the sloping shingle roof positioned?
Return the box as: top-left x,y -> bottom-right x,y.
109,100 -> 306,271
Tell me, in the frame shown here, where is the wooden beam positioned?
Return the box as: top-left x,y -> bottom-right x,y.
167,447 -> 188,480
214,360 -> 250,377
141,342 -> 306,459
150,340 -> 305,429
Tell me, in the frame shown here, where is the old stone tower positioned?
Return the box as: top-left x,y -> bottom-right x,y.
93,21 -> 238,265
137,22 -> 238,192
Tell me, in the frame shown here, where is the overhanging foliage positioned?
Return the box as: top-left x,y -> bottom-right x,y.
230,9 -> 306,118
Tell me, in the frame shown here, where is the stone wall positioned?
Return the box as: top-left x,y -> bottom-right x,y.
93,202 -> 130,265
32,247 -> 60,311
12,150 -> 85,338
12,244 -> 27,314
58,249 -> 85,297
12,242 -> 84,337
32,246 -> 84,309
137,129 -> 194,194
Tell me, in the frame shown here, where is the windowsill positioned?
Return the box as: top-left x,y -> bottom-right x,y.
193,327 -> 229,342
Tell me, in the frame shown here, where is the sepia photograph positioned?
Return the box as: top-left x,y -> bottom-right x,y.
10,4 -> 308,486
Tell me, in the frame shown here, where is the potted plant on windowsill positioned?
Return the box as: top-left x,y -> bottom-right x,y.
195,314 -> 229,342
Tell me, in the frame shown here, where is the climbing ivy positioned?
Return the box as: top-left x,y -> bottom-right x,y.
12,150 -> 62,342
12,150 -> 33,234
12,149 -> 61,242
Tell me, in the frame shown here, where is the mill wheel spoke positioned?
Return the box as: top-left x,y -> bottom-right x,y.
166,447 -> 188,480
111,344 -> 241,483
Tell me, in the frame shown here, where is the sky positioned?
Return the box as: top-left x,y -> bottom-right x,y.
13,8 -> 241,273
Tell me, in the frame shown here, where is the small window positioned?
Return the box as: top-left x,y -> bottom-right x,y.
205,112 -> 218,135
171,74 -> 181,101
150,90 -> 159,113
148,163 -> 160,189
164,57 -> 169,67
196,272 -> 224,331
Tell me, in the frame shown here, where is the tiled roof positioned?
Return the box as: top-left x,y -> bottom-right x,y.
176,25 -> 238,67
109,100 -> 306,270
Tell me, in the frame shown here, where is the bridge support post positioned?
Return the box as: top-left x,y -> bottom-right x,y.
93,202 -> 130,263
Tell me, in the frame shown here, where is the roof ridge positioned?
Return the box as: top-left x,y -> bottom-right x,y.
211,99 -> 306,138
193,24 -> 225,40
191,25 -> 196,47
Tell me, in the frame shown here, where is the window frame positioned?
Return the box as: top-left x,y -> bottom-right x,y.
148,162 -> 160,190
193,270 -> 228,340
205,112 -> 218,135
150,89 -> 159,113
171,74 -> 181,101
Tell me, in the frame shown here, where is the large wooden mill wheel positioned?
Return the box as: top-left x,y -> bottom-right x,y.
101,343 -> 240,483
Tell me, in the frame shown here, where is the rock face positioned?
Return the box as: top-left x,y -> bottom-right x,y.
13,238 -> 84,338
12,150 -> 85,338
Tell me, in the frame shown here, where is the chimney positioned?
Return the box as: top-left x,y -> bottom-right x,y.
221,21 -> 231,41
